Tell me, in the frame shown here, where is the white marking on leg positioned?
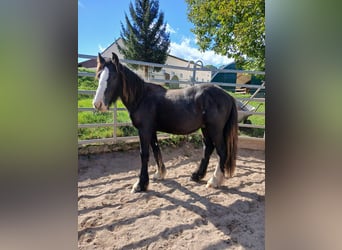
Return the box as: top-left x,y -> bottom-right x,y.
152,171 -> 162,180
131,179 -> 141,193
152,168 -> 167,181
93,67 -> 109,111
206,163 -> 224,188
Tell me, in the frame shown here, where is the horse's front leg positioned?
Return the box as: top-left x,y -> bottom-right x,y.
131,129 -> 151,193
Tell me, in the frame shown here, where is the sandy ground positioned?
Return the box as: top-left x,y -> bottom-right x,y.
78,142 -> 265,250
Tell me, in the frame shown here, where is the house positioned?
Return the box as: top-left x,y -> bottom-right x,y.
78,38 -> 212,83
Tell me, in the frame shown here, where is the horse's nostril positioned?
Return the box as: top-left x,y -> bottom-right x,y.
93,102 -> 102,110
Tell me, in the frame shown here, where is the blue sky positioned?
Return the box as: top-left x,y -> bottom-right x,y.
78,0 -> 233,67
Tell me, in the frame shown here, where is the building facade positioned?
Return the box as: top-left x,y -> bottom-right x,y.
79,38 -> 212,84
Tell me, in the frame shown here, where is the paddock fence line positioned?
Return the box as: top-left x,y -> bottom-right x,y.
78,54 -> 265,146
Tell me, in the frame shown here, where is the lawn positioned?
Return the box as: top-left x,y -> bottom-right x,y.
231,92 -> 265,137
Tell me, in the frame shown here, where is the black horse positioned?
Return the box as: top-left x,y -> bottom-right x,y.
93,52 -> 238,193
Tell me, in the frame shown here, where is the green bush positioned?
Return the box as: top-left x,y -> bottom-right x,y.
120,126 -> 138,137
78,127 -> 113,140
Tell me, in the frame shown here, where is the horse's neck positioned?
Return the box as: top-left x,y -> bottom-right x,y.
120,69 -> 145,112
142,81 -> 167,94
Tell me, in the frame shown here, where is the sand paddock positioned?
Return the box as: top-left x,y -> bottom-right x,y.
78,142 -> 265,249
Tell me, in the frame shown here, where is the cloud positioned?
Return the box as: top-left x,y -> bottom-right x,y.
165,23 -> 176,34
170,38 -> 233,67
78,1 -> 85,8
98,44 -> 106,52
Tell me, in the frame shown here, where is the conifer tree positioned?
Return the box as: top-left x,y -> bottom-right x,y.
118,0 -> 170,78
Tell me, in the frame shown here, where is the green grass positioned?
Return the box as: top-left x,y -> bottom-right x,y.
78,98 -> 92,107
78,98 -> 137,139
78,68 -> 97,90
77,68 -> 134,140
78,127 -> 114,140
230,92 -> 265,137
78,67 -> 265,140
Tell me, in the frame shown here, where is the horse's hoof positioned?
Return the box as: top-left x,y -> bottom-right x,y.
206,182 -> 219,189
131,180 -> 148,193
190,173 -> 201,182
131,181 -> 141,193
206,177 -> 220,189
152,173 -> 160,181
152,170 -> 166,181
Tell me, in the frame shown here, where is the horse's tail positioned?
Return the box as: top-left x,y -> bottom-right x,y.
224,99 -> 238,178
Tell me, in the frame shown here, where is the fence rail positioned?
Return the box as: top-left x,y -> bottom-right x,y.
78,54 -> 265,145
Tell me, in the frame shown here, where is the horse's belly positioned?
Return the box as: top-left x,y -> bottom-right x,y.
157,115 -> 202,134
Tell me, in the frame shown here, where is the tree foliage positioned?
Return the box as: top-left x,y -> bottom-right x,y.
118,0 -> 170,76
186,0 -> 265,71
205,64 -> 217,71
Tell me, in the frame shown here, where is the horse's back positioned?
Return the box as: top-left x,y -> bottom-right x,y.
194,84 -> 235,120
151,84 -> 234,134
186,84 -> 235,112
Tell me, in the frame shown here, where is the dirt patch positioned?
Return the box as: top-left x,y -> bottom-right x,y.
78,142 -> 265,249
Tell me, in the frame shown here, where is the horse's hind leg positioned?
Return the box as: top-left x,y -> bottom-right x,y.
151,133 -> 166,181
191,128 -> 214,182
207,134 -> 227,188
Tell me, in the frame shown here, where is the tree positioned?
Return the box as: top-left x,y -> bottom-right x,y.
118,0 -> 170,78
205,64 -> 218,71
186,0 -> 265,71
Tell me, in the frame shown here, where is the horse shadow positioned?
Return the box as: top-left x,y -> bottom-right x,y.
79,178 -> 264,249
120,179 -> 264,249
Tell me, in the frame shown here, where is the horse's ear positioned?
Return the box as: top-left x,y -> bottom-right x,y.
111,52 -> 119,67
97,53 -> 105,65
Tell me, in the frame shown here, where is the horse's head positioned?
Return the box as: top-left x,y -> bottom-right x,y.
92,52 -> 122,112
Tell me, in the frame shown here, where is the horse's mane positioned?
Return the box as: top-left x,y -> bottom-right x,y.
122,65 -> 144,86
121,64 -> 165,91
119,63 -> 146,111
119,63 -> 166,110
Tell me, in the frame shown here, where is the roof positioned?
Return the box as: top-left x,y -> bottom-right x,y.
78,37 -> 203,68
210,62 -> 264,93
211,62 -> 236,83
78,59 -> 96,68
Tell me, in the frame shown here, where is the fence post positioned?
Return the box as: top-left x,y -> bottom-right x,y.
191,60 -> 203,85
113,103 -> 117,143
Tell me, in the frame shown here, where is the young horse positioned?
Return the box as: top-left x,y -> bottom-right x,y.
93,52 -> 238,193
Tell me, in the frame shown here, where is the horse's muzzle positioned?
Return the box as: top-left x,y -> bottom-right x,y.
93,101 -> 108,112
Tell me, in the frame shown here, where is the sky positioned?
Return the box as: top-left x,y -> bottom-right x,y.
78,0 -> 233,67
